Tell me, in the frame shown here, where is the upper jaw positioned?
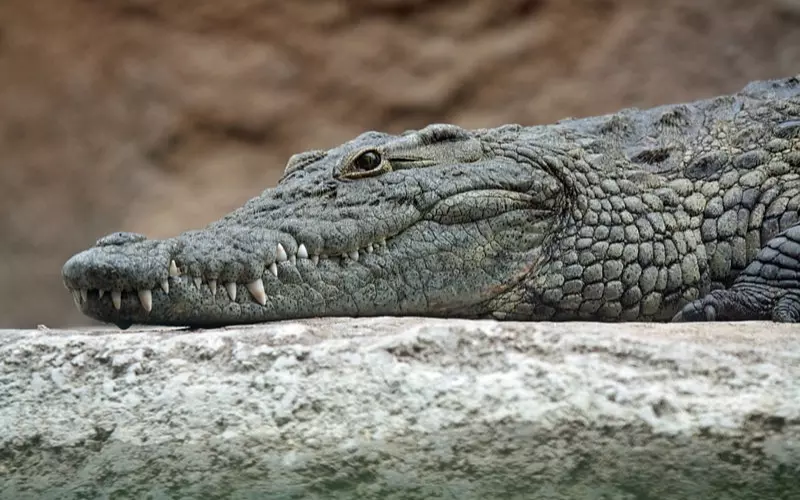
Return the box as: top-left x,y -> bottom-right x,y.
61,226 -> 394,327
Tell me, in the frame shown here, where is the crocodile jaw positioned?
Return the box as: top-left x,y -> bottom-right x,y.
62,210 -> 550,329
62,229 -> 401,328
62,124 -> 561,328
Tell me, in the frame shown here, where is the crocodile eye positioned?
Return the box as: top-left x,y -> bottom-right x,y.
352,150 -> 382,172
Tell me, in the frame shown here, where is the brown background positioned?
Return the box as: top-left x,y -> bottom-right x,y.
2,0 -> 800,328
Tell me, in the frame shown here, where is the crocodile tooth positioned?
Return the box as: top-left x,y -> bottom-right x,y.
366,244 -> 374,253
379,238 -> 387,246
71,289 -> 82,305
226,282 -> 237,301
169,260 -> 180,277
160,279 -> 169,294
80,289 -> 88,302
311,255 -> 319,265
247,278 -> 267,306
209,279 -> 217,296
193,276 -> 202,289
111,290 -> 122,310
297,244 -> 309,259
98,290 -> 105,299
349,250 -> 359,261
138,289 -> 152,312
276,243 -> 288,262
269,262 -> 278,277
290,255 -> 297,266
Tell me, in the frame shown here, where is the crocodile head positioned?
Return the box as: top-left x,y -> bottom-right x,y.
62,124 -> 567,328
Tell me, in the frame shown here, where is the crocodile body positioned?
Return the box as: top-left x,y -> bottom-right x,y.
63,76 -> 800,328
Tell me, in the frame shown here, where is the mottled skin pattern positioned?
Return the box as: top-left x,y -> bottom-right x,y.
63,76 -> 800,329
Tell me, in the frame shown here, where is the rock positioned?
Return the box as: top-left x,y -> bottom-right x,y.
1,318 -> 798,498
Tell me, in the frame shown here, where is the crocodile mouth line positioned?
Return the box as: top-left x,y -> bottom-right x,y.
65,236 -> 392,314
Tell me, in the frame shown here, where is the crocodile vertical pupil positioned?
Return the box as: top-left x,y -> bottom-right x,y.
353,150 -> 382,172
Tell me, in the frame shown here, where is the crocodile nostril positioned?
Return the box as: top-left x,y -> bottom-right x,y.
96,232 -> 148,247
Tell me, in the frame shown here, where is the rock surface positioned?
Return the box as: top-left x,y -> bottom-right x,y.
1,318 -> 798,499
3,0 -> 800,327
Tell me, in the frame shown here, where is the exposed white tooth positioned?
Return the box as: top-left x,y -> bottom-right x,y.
209,279 -> 217,296
366,244 -> 374,253
311,255 -> 319,265
247,278 -> 267,306
297,244 -> 309,259
169,260 -> 180,277
270,262 -> 278,277
290,255 -> 296,266
226,282 -> 237,301
71,290 -> 82,305
98,290 -> 105,299
111,290 -> 122,310
80,289 -> 88,302
349,250 -> 359,261
138,289 -> 152,313
380,238 -> 387,246
193,276 -> 202,289
276,243 -> 288,262
160,279 -> 169,294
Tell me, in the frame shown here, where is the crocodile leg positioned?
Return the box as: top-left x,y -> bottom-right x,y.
673,225 -> 800,322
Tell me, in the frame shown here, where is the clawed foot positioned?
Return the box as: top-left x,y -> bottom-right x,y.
672,293 -> 722,322
672,286 -> 800,323
674,225 -> 800,323
672,289 -> 761,322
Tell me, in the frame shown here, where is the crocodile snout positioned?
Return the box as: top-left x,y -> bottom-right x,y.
62,235 -> 174,324
61,223 -> 396,328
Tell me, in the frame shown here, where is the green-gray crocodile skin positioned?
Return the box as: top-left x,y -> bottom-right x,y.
63,76 -> 800,328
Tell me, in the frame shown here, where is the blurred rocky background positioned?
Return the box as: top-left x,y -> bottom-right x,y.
1,0 -> 800,327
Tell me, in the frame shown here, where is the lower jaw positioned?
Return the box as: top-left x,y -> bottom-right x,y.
81,296 -> 489,330
77,281 -> 329,329
76,276 -> 490,329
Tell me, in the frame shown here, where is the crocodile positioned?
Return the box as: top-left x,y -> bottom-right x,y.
63,76 -> 800,329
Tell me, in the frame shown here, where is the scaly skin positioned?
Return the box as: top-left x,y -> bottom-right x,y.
63,76 -> 800,328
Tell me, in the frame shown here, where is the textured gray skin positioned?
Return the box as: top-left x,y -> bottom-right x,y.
63,76 -> 800,328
